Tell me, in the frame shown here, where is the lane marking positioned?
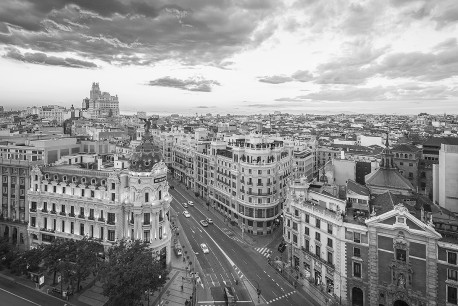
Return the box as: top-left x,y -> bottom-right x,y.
0,287 -> 42,306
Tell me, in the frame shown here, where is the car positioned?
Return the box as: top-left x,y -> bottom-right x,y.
183,203 -> 188,208
200,220 -> 209,227
206,218 -> 213,224
200,243 -> 209,254
188,201 -> 194,206
169,185 -> 174,189
183,210 -> 191,218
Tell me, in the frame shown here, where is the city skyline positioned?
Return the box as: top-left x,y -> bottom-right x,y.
1,0 -> 458,115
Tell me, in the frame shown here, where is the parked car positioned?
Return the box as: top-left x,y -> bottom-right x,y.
200,220 -> 209,227
188,201 -> 194,206
200,243 -> 209,254
206,218 -> 213,224
183,211 -> 191,218
183,203 -> 188,208
169,185 -> 175,189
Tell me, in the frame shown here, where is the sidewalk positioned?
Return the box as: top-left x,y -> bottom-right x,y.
0,268 -> 92,306
171,178 -> 281,249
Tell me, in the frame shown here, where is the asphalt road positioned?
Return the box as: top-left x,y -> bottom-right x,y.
0,277 -> 65,306
169,184 -> 314,306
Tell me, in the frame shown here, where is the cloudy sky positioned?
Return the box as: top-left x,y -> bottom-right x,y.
0,0 -> 457,115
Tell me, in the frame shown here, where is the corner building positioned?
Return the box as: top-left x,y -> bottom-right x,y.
27,130 -> 172,267
209,135 -> 293,235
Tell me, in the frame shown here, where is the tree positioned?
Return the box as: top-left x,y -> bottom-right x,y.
42,238 -> 102,290
11,246 -> 44,275
0,237 -> 18,270
100,240 -> 167,306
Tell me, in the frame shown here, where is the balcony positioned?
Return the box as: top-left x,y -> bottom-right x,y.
30,208 -> 37,212
107,220 -> 115,225
41,209 -> 48,213
78,214 -> 85,219
301,246 -> 335,270
59,212 -> 66,216
69,213 -> 76,217
88,216 -> 95,221
50,210 -> 57,214
247,181 -> 253,186
257,183 -> 263,186
98,217 -> 105,222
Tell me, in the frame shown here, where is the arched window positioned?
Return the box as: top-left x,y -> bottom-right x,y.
352,287 -> 364,306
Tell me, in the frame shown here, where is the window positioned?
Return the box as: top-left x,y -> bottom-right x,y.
111,193 -> 115,201
354,232 -> 361,243
449,252 -> 457,265
304,227 -> 309,236
327,223 -> 333,234
399,161 -> 404,166
31,217 -> 36,227
293,234 -> 297,244
305,214 -> 309,223
71,222 -> 74,234
100,227 -> 104,240
108,230 -> 115,241
80,223 -> 85,236
108,213 -> 115,224
304,239 -> 309,251
61,220 -> 65,232
354,247 -> 361,258
89,209 -> 94,219
327,238 -> 333,248
53,186 -> 56,193
81,189 -> 85,197
44,217 -> 47,229
144,213 -> 150,225
145,193 -> 149,202
71,206 -> 75,215
327,252 -> 333,265
449,269 -> 458,281
292,222 -> 298,231
316,219 -> 321,229
315,232 -> 321,241
448,286 -> 458,304
396,249 -> 407,262
316,245 -> 321,258
91,190 -> 95,197
144,230 -> 150,242
80,207 -> 84,217
409,162 -> 413,167
353,262 -> 362,278
111,183 -> 115,190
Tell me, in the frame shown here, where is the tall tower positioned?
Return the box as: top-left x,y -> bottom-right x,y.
90,82 -> 101,100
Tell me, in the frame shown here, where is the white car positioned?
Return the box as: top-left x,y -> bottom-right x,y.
183,203 -> 188,208
188,201 -> 194,206
183,210 -> 191,218
200,243 -> 209,254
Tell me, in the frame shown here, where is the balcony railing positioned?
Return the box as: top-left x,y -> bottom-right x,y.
98,217 -> 105,222
59,212 -> 66,216
88,216 -> 95,220
107,220 -> 115,225
30,208 -> 37,212
69,213 -> 76,217
301,246 -> 335,270
78,214 -> 85,219
41,209 -> 48,213
50,210 -> 57,214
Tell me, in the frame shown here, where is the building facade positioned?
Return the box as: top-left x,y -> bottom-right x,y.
27,128 -> 172,267
82,83 -> 120,119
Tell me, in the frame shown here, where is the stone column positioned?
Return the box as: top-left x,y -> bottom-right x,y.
368,227 -> 379,306
426,238 -> 438,306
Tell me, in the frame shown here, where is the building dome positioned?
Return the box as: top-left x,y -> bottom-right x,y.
129,118 -> 162,172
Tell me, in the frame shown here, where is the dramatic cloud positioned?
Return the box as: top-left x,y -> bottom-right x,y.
4,47 -> 97,68
0,0 -> 282,67
147,77 -> 220,92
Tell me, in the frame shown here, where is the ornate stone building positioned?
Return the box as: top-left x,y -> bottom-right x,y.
27,122 -> 172,267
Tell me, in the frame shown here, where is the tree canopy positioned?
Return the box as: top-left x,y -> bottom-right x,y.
100,240 -> 167,306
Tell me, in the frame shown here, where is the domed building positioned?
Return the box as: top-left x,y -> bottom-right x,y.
27,117 -> 172,268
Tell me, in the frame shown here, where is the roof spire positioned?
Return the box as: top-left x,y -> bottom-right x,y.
385,131 -> 389,148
